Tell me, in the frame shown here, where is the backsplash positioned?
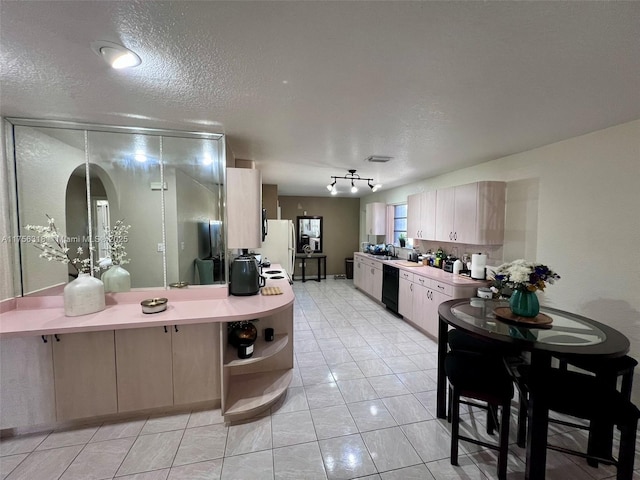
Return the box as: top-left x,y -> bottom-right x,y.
412,240 -> 504,268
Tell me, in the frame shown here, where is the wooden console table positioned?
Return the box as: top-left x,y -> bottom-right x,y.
294,254 -> 327,282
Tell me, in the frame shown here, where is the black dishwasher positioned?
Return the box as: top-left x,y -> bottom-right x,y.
382,264 -> 400,314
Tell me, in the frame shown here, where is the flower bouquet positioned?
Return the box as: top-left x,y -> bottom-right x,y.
491,259 -> 560,317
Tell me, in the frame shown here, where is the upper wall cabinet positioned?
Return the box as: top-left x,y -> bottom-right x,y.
227,168 -> 262,249
435,181 -> 506,245
365,202 -> 386,236
407,191 -> 436,240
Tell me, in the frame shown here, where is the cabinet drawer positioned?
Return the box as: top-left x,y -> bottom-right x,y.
413,275 -> 430,288
367,259 -> 383,269
432,281 -> 452,297
399,271 -> 414,282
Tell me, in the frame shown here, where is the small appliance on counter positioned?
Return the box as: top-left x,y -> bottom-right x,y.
407,251 -> 419,262
443,256 -> 458,273
230,250 -> 266,296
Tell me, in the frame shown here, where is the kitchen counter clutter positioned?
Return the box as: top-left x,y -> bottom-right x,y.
353,252 -> 486,338
354,252 -> 487,287
0,270 -> 294,430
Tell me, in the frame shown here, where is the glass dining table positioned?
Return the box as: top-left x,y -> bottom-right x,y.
437,297 -> 631,480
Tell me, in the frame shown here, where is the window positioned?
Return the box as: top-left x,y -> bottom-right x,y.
392,203 -> 407,245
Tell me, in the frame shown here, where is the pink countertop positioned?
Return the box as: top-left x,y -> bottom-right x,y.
354,252 -> 489,287
0,277 -> 294,339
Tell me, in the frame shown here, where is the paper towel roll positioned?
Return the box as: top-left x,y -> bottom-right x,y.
471,254 -> 487,280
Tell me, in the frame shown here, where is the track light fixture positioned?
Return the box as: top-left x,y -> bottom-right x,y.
326,169 -> 382,195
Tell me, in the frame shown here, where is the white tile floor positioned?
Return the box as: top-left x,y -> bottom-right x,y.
1,278 -> 638,480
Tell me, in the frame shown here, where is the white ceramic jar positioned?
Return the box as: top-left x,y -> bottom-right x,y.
63,273 -> 106,317
102,264 -> 131,293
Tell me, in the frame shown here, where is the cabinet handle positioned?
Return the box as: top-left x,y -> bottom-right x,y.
54,334 -> 60,342
410,284 -> 413,291
41,335 -> 48,343
164,326 -> 168,333
454,232 -> 457,241
437,284 -> 445,290
174,325 -> 179,333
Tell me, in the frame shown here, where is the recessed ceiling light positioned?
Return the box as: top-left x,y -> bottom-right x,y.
91,41 -> 141,69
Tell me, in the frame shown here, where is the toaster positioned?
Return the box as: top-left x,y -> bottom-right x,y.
443,258 -> 457,273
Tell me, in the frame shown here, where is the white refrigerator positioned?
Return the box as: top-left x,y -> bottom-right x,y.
256,219 -> 295,274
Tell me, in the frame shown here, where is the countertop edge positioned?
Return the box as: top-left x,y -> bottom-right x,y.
0,279 -> 294,338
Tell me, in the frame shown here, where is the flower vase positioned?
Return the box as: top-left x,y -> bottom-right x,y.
509,289 -> 540,318
63,273 -> 106,317
102,264 -> 131,293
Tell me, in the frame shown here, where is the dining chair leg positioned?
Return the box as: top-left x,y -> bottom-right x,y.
616,418 -> 638,480
516,389 -> 528,448
450,386 -> 460,466
487,403 -> 498,435
498,400 -> 510,480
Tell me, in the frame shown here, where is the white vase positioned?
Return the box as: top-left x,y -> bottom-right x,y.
102,264 -> 131,293
63,273 -> 106,317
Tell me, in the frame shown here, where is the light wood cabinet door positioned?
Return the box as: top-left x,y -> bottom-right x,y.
365,202 -> 386,236
52,331 -> 117,421
0,336 -> 55,429
407,193 -> 422,239
435,187 -> 455,242
452,182 -> 478,244
421,191 -> 437,240
115,327 -> 173,412
227,167 -> 262,249
398,277 -> 413,320
370,265 -> 383,301
173,323 -> 221,405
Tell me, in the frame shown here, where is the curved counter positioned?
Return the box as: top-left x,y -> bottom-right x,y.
0,276 -> 294,430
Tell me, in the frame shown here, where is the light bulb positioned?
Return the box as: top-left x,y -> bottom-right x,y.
327,184 -> 333,191
330,187 -> 338,195
351,183 -> 358,194
372,184 -> 382,192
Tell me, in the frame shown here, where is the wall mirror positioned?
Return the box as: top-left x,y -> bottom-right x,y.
296,216 -> 322,253
6,118 -> 226,296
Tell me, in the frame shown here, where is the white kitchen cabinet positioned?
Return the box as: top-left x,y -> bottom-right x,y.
407,191 -> 436,240
365,202 -> 386,236
172,323 -> 221,405
435,181 -> 506,245
227,167 -> 262,249
353,254 -> 383,301
52,331 -> 117,421
398,271 -> 414,320
0,336 -> 55,429
115,326 -> 174,412
354,256 -> 365,290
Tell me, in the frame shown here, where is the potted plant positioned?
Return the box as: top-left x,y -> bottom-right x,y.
398,233 -> 406,248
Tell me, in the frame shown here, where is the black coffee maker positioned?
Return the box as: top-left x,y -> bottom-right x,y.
229,250 -> 266,296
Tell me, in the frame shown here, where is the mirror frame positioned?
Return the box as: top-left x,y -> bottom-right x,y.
296,215 -> 323,254
5,117 -> 227,295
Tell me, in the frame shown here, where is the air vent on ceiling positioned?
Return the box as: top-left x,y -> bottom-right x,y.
366,155 -> 392,163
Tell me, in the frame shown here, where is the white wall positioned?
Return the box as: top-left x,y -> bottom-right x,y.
362,119 -> 640,398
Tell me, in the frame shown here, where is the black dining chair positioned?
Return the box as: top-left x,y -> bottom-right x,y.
444,349 -> 515,480
514,355 -> 637,453
447,328 -> 524,433
513,364 -> 640,480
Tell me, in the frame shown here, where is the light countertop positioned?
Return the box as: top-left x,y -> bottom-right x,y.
0,277 -> 293,339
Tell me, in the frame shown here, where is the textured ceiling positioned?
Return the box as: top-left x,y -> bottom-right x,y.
1,1 -> 639,197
